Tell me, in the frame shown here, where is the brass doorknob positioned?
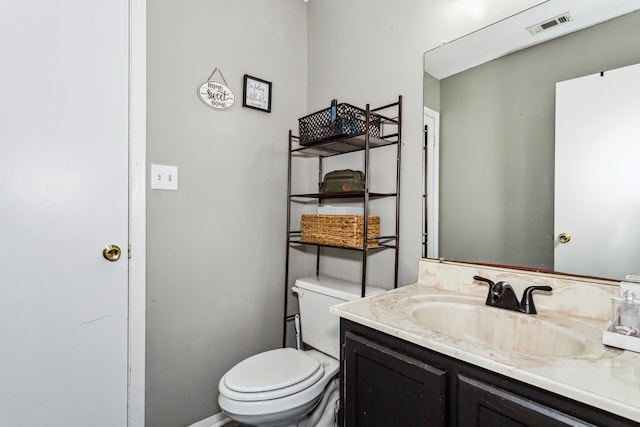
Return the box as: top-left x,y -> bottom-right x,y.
558,233 -> 571,244
103,244 -> 122,262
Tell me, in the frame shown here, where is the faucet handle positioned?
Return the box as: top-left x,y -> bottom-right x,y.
473,275 -> 496,305
520,286 -> 553,314
473,275 -> 495,287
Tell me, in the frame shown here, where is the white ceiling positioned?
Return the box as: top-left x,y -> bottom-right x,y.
424,0 -> 640,79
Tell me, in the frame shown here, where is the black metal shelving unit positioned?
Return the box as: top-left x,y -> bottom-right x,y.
282,96 -> 402,346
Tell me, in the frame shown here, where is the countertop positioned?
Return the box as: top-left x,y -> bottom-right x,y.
330,260 -> 640,423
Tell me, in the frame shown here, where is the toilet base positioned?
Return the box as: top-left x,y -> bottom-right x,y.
298,379 -> 338,427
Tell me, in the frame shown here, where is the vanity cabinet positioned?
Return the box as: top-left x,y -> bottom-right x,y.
340,319 -> 637,427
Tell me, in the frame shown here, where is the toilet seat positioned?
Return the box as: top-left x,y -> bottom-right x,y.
218,350 -> 340,425
220,348 -> 324,402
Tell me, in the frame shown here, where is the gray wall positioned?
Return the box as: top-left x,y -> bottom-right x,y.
427,11 -> 640,271
306,0 -> 430,288
305,0 -> 538,287
423,72 -> 440,112
146,1 -> 307,425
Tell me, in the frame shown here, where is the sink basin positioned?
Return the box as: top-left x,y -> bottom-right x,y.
409,298 -> 587,356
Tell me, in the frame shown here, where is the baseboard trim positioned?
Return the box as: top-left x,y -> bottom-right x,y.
188,411 -> 229,427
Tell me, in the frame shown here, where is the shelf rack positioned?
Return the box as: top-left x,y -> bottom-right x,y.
282,96 -> 402,346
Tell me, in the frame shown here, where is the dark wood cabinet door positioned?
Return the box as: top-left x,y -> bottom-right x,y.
344,331 -> 447,427
457,375 -> 597,427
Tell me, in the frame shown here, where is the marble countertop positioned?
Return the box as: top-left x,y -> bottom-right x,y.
330,262 -> 640,423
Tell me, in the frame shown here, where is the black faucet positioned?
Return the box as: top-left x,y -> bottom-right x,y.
473,276 -> 552,314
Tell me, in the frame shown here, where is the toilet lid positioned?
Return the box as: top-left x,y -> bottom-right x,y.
222,348 -> 323,401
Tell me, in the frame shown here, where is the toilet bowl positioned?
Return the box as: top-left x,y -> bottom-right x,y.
218,349 -> 339,427
217,275 -> 384,427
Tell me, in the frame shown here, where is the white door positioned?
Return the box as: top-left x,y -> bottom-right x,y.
555,63 -> 640,279
0,1 -> 130,425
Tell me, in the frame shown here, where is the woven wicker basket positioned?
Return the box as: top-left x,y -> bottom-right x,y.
300,214 -> 380,248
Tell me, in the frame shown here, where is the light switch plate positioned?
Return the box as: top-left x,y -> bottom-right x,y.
151,164 -> 178,190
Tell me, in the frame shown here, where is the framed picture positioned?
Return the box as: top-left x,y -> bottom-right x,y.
242,74 -> 272,112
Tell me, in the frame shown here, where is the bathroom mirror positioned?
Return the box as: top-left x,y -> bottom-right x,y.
423,1 -> 640,280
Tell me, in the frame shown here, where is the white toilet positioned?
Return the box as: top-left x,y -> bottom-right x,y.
218,275 -> 384,427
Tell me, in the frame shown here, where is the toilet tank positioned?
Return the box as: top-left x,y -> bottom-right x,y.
293,275 -> 385,359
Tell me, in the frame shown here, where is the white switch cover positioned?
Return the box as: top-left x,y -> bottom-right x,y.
151,164 -> 178,190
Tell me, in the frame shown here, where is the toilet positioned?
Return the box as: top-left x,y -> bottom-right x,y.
218,275 -> 384,427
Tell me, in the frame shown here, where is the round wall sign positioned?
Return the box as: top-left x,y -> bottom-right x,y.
198,80 -> 235,110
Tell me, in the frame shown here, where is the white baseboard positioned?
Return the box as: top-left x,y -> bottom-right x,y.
188,411 -> 230,427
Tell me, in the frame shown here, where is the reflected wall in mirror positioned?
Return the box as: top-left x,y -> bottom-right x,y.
423,2 -> 640,280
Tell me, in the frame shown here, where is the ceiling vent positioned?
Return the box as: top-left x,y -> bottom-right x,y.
526,12 -> 573,36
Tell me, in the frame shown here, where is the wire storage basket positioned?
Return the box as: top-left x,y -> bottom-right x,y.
298,103 -> 382,146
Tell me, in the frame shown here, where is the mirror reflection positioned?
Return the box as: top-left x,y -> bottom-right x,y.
423,2 -> 640,280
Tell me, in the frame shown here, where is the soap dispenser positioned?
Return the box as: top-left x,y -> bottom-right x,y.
621,291 -> 640,328
603,290 -> 640,351
610,290 -> 640,332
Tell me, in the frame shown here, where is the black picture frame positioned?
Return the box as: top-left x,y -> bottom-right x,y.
242,74 -> 272,112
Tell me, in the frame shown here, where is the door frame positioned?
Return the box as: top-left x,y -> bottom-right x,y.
129,0 -> 146,425
423,107 -> 440,259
